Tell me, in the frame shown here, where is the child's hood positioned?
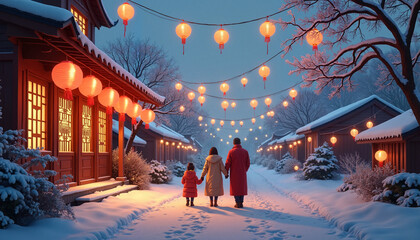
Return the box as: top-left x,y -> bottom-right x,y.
183,170 -> 197,178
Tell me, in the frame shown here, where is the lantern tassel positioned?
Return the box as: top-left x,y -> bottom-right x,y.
313,44 -> 318,51
265,37 -> 270,55
219,44 -> 224,54
64,88 -> 73,101
123,20 -> 128,37
264,80 -> 266,89
132,118 -> 137,125
182,38 -> 186,55
87,96 -> 94,107
119,113 -> 125,122
145,123 -> 149,129
106,106 -> 113,115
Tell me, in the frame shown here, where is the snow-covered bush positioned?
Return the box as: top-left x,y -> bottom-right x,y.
266,157 -> 277,170
337,164 -> 394,201
338,152 -> 369,174
149,160 -> 172,184
275,152 -> 302,174
0,128 -> 73,228
112,149 -> 150,189
303,142 -> 339,180
187,153 -> 205,170
170,161 -> 186,177
374,172 -> 420,207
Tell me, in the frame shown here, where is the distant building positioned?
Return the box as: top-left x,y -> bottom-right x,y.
271,132 -> 305,163
355,110 -> 420,173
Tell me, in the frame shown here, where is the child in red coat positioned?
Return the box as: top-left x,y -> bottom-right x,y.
182,163 -> 203,206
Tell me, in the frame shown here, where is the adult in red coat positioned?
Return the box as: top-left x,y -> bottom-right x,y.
181,163 -> 203,206
225,138 -> 250,208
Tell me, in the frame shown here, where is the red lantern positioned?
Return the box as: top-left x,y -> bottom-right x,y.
289,89 -> 298,100
198,96 -> 205,106
176,22 -> 192,55
214,27 -> 229,54
259,20 -> 276,54
117,2 -> 135,37
79,75 -> 102,106
141,109 -> 155,129
198,85 -> 206,96
258,65 -> 270,89
98,87 -> 119,115
221,101 -> 229,111
175,83 -> 183,92
264,97 -> 272,108
187,92 -> 195,102
115,95 -> 133,122
128,102 -> 143,125
52,61 -> 83,100
306,28 -> 323,51
240,121 -> 243,127
250,99 -> 258,110
220,83 -> 229,96
241,77 -> 248,87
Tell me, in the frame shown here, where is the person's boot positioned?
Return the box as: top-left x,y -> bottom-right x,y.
190,201 -> 195,207
234,203 -> 239,208
214,199 -> 218,207
210,199 -> 214,207
186,199 -> 189,207
239,202 -> 243,208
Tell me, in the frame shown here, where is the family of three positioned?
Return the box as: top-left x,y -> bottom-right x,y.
181,138 -> 250,208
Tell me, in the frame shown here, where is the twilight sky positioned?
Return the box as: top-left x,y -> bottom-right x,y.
97,0 -> 316,146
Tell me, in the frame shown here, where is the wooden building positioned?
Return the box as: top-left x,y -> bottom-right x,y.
355,110 -> 420,173
135,122 -> 191,163
267,132 -> 305,163
296,95 -> 402,162
111,119 -> 146,152
0,0 -> 164,186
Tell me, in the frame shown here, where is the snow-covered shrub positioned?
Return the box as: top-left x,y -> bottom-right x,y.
0,128 -> 73,228
303,142 -> 339,180
187,153 -> 205,170
337,164 -> 394,201
170,161 -> 186,177
374,172 -> 420,207
275,152 -> 302,174
338,152 -> 369,174
149,160 -> 172,184
112,149 -> 150,189
266,157 -> 277,170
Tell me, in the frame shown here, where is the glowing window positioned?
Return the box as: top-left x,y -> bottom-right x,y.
27,80 -> 47,150
98,110 -> 107,153
71,7 -> 88,35
58,97 -> 73,152
82,105 -> 92,152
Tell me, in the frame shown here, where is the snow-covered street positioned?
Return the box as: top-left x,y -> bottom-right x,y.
113,167 -> 354,240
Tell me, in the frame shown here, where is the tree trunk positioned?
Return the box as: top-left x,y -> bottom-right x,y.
125,120 -> 143,154
401,86 -> 420,125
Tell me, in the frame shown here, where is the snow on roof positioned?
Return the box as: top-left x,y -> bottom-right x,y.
147,122 -> 189,144
258,136 -> 275,148
267,139 -> 279,146
296,95 -> 403,134
355,110 -> 419,142
276,132 -> 304,144
191,136 -> 203,148
0,0 -> 73,24
112,120 -> 146,145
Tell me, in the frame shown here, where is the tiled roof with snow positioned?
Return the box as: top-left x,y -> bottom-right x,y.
146,122 -> 190,144
258,136 -> 275,149
355,110 -> 419,142
296,95 -> 403,134
191,136 -> 203,148
276,132 -> 304,144
112,120 -> 146,145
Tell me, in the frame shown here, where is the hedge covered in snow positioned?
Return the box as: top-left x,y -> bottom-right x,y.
374,172 -> 420,207
303,142 -> 338,180
275,152 -> 301,174
149,160 -> 172,184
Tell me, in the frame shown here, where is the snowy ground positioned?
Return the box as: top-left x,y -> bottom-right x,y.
1,165 -> 419,240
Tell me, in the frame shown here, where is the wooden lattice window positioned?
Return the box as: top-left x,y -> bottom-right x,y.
58,97 -> 73,152
82,105 -> 92,152
98,110 -> 107,153
71,7 -> 88,35
27,80 -> 47,150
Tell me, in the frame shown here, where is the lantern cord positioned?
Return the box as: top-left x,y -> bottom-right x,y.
189,108 -> 271,122
182,80 -> 303,101
179,48 -> 284,85
128,0 -> 296,26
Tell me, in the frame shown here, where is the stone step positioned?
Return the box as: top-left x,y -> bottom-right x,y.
62,179 -> 124,204
75,185 -> 139,203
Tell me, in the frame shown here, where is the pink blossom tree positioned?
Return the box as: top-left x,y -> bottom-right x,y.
280,0 -> 420,123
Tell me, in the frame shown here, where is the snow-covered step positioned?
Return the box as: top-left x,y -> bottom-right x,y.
62,179 -> 124,204
75,185 -> 138,203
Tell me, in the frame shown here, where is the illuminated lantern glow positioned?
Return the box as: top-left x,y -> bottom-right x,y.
294,165 -> 299,171
198,85 -> 206,96
267,111 -> 271,117
259,20 -> 276,54
239,121 -> 244,127
241,77 -> 248,87
128,102 -> 143,125
231,102 -> 236,109
306,28 -> 323,51
79,75 -> 102,106
251,118 -> 256,125
260,114 -> 265,119
297,140 -> 301,144
270,110 -> 275,117
52,61 -> 83,100
250,99 -> 258,110
258,126 -> 262,130
221,100 -> 229,111
220,120 -> 224,128
198,116 -> 203,121
258,65 -> 270,89
283,100 -> 289,108
141,109 -> 155,129
198,96 -> 206,106
289,89 -> 297,100
220,83 -> 229,96
214,27 -> 229,54
289,144 -> 293,148
307,137 -> 312,142
350,128 -> 359,139
366,121 -> 374,129
179,105 -> 185,112
211,119 -> 216,126
175,82 -> 183,92
293,141 -> 297,146
265,97 -> 272,108
187,92 -> 195,102
176,21 -> 192,55
375,150 -> 387,167
98,87 -> 119,115
117,2 -> 135,37
330,136 -> 337,145
115,95 -> 133,122
230,120 -> 235,127
235,129 -> 239,133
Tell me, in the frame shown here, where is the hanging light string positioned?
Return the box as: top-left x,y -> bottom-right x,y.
183,80 -> 302,100
191,109 -> 273,121
128,0 -> 295,26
